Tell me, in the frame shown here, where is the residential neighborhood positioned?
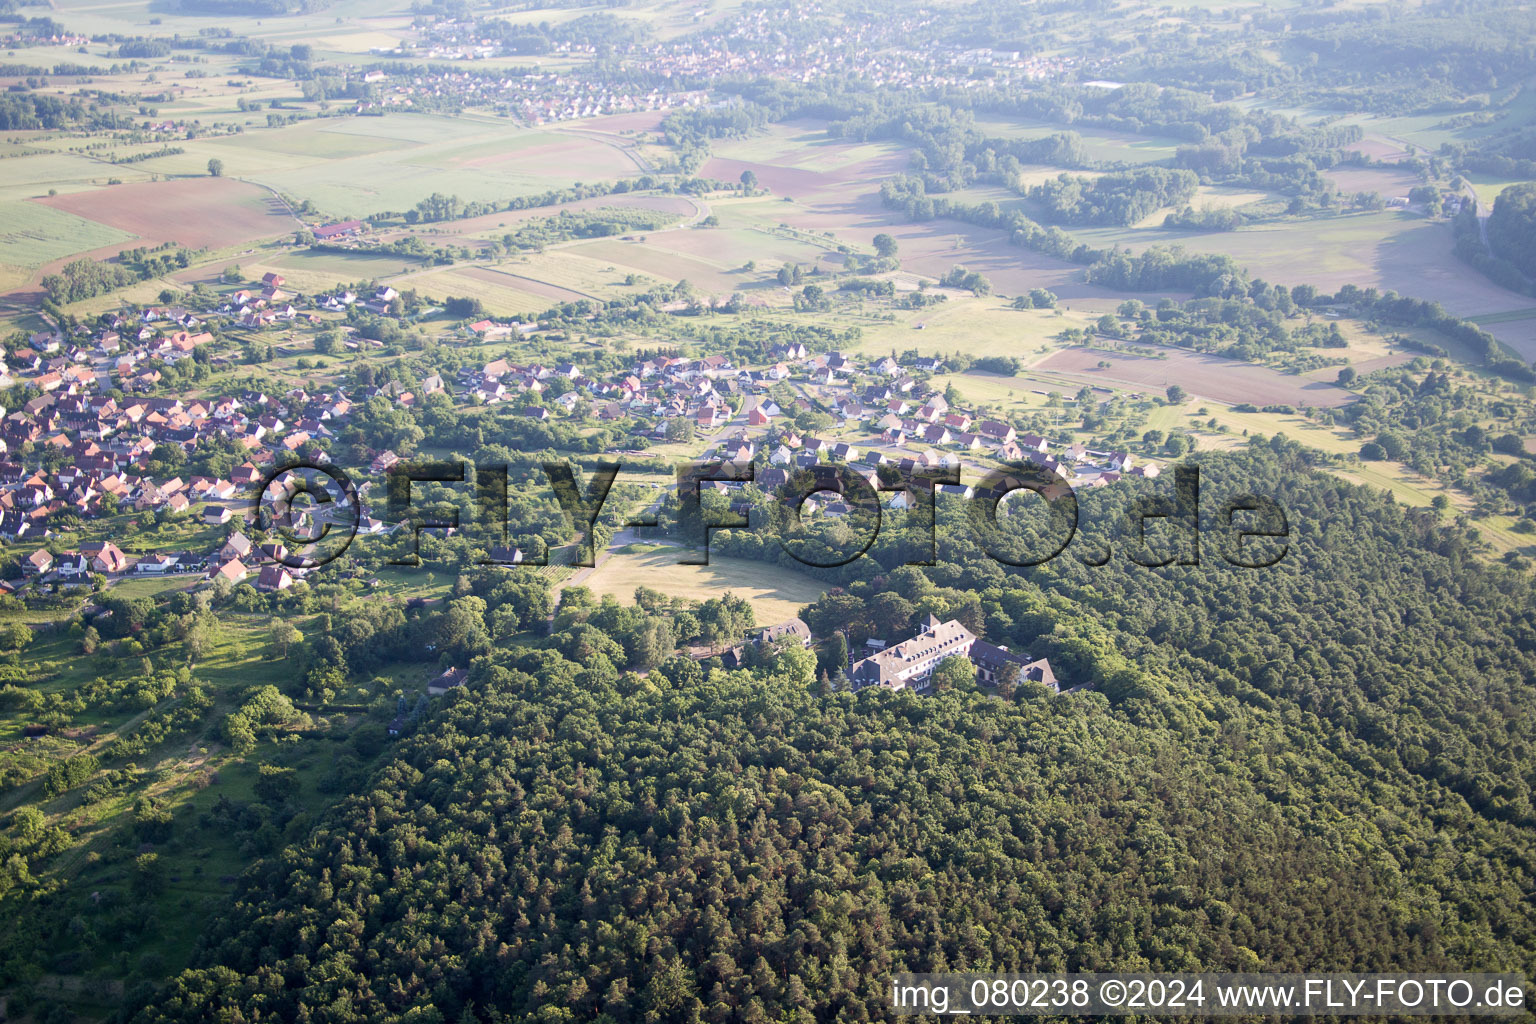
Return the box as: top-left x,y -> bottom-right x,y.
0,282 -> 1162,595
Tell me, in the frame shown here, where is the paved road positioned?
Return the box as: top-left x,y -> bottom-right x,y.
549,125 -> 657,174
554,497 -> 669,593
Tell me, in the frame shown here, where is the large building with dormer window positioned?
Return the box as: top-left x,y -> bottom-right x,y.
849,615 -> 1056,692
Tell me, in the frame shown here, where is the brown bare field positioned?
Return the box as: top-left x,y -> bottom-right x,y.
706,155 -> 870,201
1036,345 -> 1356,408
0,179 -> 301,304
1346,135 -> 1416,163
704,121 -> 911,201
1326,165 -> 1423,198
37,178 -> 300,250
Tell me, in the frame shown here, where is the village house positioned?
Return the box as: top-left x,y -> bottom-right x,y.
760,618 -> 813,646
80,541 -> 129,574
219,533 -> 254,562
428,666 -> 469,695
257,565 -> 295,592
55,551 -> 92,577
134,553 -> 179,575
209,558 -> 248,584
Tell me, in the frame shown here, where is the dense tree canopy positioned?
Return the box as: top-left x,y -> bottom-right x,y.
1487,183 -> 1536,280
122,445 -> 1536,1022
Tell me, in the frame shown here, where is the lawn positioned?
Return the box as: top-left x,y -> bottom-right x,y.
927,371 -> 1055,413
106,576 -> 202,600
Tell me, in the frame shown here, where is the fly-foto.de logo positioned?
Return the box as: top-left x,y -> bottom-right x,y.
252,459 -> 1289,572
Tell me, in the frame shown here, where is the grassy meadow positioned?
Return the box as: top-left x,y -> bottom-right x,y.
578,549 -> 826,625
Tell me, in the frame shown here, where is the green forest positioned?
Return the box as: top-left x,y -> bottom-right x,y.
78,443 -> 1535,1022
1488,183 -> 1536,280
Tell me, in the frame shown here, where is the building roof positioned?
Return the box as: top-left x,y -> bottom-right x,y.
257,565 -> 293,590
848,616 -> 1058,694
757,618 -> 811,644
428,666 -> 468,692
314,219 -> 365,239
850,615 -> 976,690
212,558 -> 246,581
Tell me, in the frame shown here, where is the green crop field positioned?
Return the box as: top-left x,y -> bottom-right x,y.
1470,307 -> 1536,325
710,122 -> 902,170
1070,208 -> 1535,328
0,201 -> 135,269
107,116 -> 651,219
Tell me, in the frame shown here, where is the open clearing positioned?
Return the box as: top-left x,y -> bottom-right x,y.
580,549 -> 826,625
456,265 -> 595,303
260,249 -> 431,292
1036,345 -> 1356,408
1468,173 -> 1536,206
972,115 -> 1185,164
479,249 -> 642,299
